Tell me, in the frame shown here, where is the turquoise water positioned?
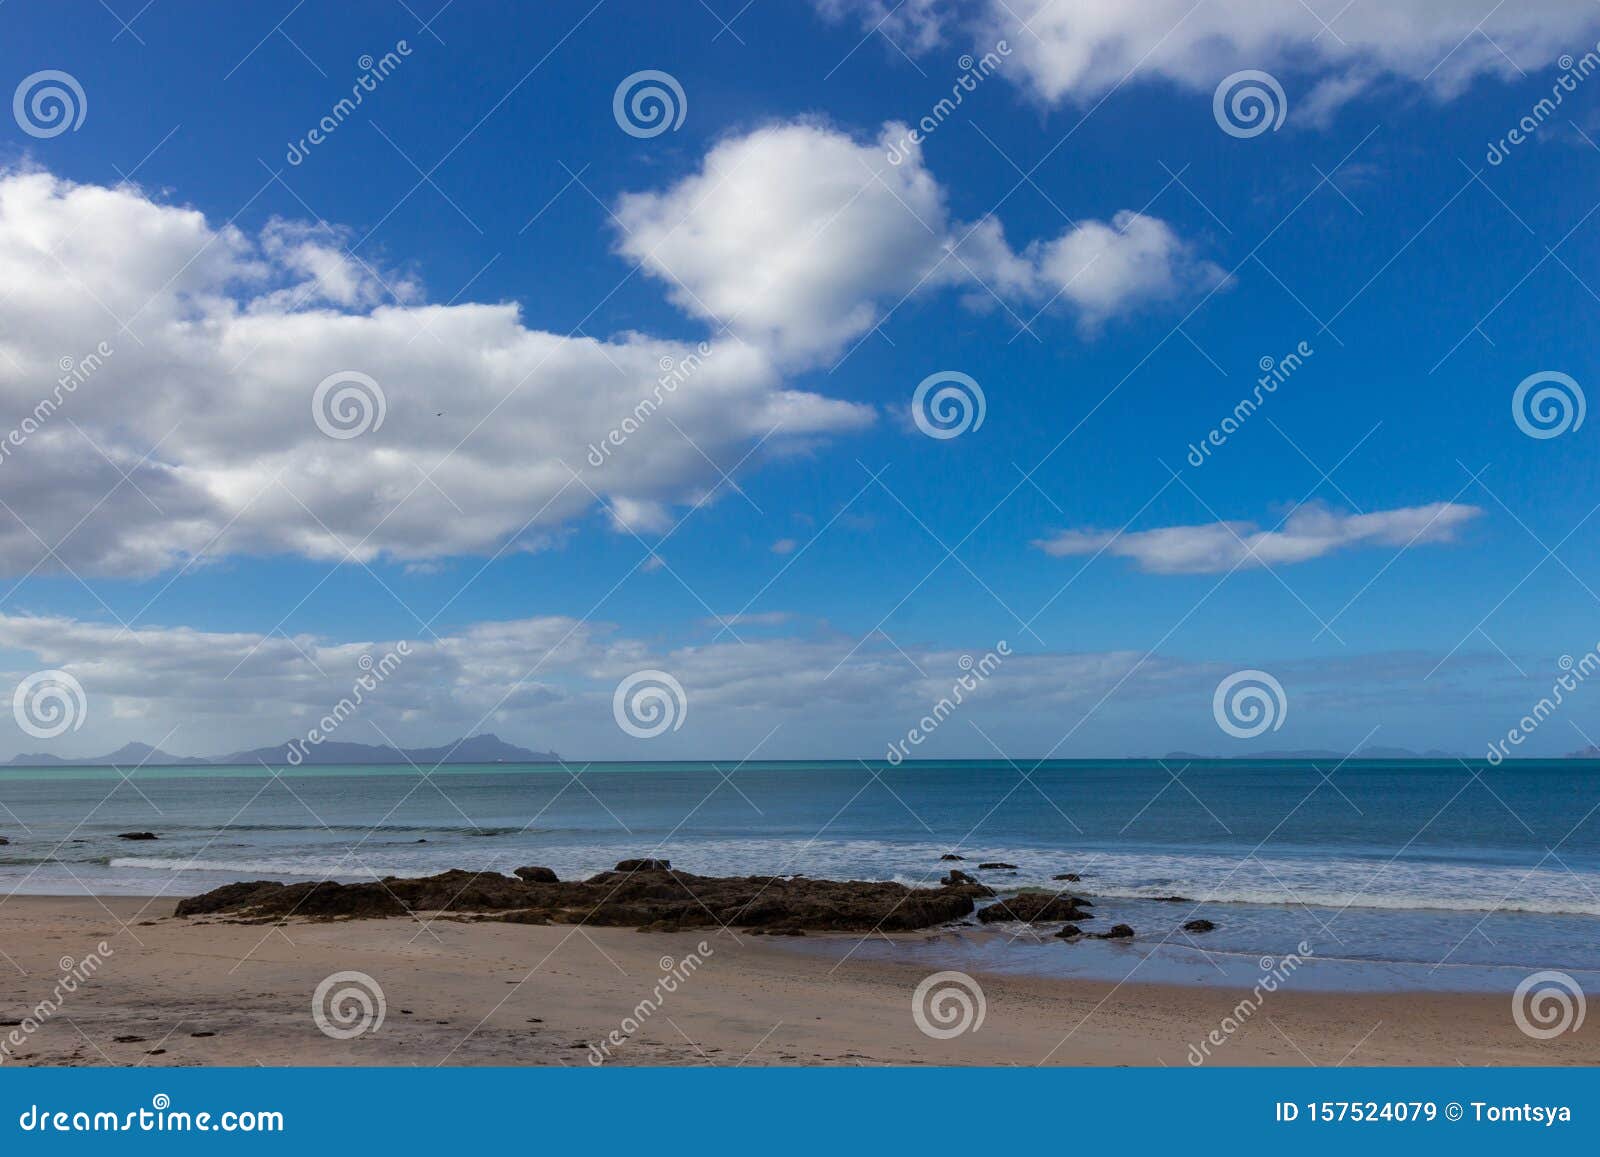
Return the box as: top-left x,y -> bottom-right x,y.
2,758 -> 1598,981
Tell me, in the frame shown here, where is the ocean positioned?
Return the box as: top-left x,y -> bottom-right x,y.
3,758 -> 1598,988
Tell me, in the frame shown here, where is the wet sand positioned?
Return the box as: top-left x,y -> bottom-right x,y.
0,895 -> 1594,1067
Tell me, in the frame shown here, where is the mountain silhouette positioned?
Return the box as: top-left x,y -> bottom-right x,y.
6,733 -> 558,768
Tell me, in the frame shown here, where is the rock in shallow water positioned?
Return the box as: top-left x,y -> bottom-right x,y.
975,894 -> 1093,923
940,870 -> 995,897
1090,923 -> 1135,940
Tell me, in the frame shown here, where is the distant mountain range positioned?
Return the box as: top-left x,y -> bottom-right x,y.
5,733 -> 560,768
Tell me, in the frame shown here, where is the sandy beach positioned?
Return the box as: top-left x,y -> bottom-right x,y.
1,895 -> 1594,1067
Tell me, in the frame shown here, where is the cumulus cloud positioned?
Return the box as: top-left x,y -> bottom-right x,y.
614,121 -> 950,364
0,138 -> 1214,577
952,211 -> 1223,328
1034,502 -> 1483,573
613,121 -> 1219,364
819,1 -> 1600,114
0,168 -> 873,577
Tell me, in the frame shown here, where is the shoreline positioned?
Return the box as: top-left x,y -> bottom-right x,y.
8,863 -> 1600,990
1,895 -> 1596,1067
11,883 -> 1591,994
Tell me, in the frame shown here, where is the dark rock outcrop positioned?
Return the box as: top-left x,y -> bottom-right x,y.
513,866 -> 559,884
496,909 -> 552,925
939,853 -> 964,861
977,862 -> 1017,870
1090,923 -> 1135,939
117,832 -> 159,840
614,858 -> 670,872
1051,873 -> 1080,882
1053,924 -> 1083,939
1182,918 -> 1216,933
175,866 -> 979,933
975,894 -> 1093,923
940,870 -> 995,897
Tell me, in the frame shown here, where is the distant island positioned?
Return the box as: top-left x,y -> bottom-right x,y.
5,733 -> 560,769
1162,746 -> 1466,760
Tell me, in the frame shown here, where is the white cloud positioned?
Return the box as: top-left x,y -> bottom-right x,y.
615,121 -> 949,364
613,121 -> 1219,364
999,0 -> 1600,106
0,608 -> 1194,760
0,608 -> 1539,759
1034,502 -> 1483,573
813,0 -> 953,53
819,1 -> 1600,114
0,169 -> 873,576
0,141 -> 1213,578
952,211 -> 1223,328
697,611 -> 794,629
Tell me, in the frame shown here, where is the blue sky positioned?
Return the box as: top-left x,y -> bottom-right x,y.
0,0 -> 1598,761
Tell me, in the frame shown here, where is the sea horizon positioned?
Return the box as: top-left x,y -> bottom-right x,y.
5,754 -> 1590,772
